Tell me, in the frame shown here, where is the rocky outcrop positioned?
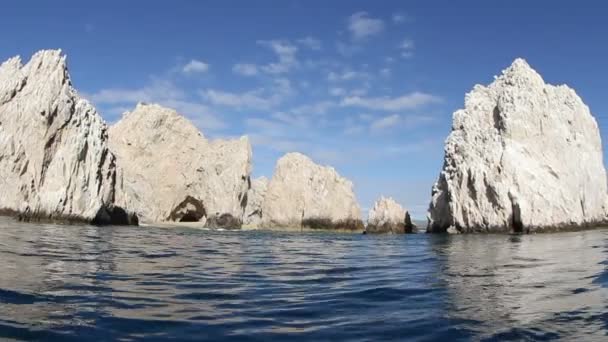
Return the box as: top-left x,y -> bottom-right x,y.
262,152 -> 363,230
109,103 -> 251,227
0,50 -> 135,224
428,58 -> 608,233
367,197 -> 414,234
243,177 -> 268,227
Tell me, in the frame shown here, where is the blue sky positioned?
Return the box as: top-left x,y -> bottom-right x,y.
2,1 -> 608,218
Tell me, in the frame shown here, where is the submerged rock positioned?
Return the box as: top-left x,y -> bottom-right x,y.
242,177 -> 268,227
109,103 -> 251,227
262,152 -> 363,230
428,58 -> 608,233
0,50 -> 134,224
367,197 -> 414,234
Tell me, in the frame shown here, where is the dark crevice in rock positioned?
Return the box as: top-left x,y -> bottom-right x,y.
511,201 -> 524,233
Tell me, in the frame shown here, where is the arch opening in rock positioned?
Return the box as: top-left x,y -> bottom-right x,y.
168,196 -> 206,222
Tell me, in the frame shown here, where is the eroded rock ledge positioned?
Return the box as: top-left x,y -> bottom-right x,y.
428,58 -> 608,233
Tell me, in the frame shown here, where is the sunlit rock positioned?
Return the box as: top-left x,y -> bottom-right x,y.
262,152 -> 363,230
428,58 -> 608,233
109,103 -> 251,227
0,50 -> 135,224
242,177 -> 268,227
367,196 -> 414,234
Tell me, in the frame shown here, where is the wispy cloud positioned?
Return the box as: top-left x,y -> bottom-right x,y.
341,92 -> 441,111
348,12 -> 385,40
86,79 -> 225,131
297,36 -> 322,50
328,70 -> 370,82
232,63 -> 259,76
370,114 -> 401,131
182,59 -> 209,74
257,40 -> 299,74
201,78 -> 293,110
392,13 -> 411,24
399,39 -> 415,58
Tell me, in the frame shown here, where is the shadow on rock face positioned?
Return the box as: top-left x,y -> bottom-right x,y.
206,213 -> 242,229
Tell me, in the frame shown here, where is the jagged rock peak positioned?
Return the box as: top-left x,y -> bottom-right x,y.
0,49 -> 136,224
428,58 -> 608,233
262,152 -> 363,230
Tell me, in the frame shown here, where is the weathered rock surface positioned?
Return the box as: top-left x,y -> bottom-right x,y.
0,50 -> 135,224
367,197 -> 414,234
243,177 -> 268,227
428,58 -> 608,233
109,103 -> 251,227
262,152 -> 363,230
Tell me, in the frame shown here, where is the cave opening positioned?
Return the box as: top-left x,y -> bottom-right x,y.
168,196 -> 206,222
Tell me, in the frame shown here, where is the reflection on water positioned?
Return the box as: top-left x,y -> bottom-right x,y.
0,217 -> 607,341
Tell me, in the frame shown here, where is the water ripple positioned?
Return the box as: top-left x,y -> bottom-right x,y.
0,218 -> 607,341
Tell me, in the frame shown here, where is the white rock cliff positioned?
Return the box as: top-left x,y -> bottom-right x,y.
109,103 -> 252,226
428,59 -> 608,233
262,152 -> 363,230
367,197 -> 414,233
0,50 -> 134,224
243,177 -> 268,227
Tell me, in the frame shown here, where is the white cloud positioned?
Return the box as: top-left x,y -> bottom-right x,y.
297,36 -> 322,50
329,87 -> 346,97
203,89 -> 276,110
336,41 -> 362,57
232,63 -> 259,76
201,78 -> 293,110
182,59 -> 209,74
341,92 -> 440,111
380,68 -> 391,78
87,79 -> 225,131
371,114 -> 401,131
399,39 -> 415,58
87,79 -> 185,104
348,12 -> 385,40
392,13 -> 410,24
327,70 -> 370,82
257,40 -> 299,74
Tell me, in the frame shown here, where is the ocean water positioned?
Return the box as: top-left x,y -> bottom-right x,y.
0,218 -> 607,341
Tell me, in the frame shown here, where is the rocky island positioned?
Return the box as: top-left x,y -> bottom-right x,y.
366,197 -> 414,234
261,153 -> 364,230
109,102 -> 252,228
428,59 -> 608,233
1,50 -> 606,234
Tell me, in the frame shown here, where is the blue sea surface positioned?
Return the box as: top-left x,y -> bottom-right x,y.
0,217 -> 607,341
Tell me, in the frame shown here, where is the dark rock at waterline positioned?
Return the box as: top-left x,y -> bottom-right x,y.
206,213 -> 242,229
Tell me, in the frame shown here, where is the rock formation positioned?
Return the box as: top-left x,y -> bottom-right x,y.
262,152 -> 363,230
428,58 -> 608,233
0,50 -> 136,224
367,197 -> 414,234
109,103 -> 251,227
242,177 -> 268,227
